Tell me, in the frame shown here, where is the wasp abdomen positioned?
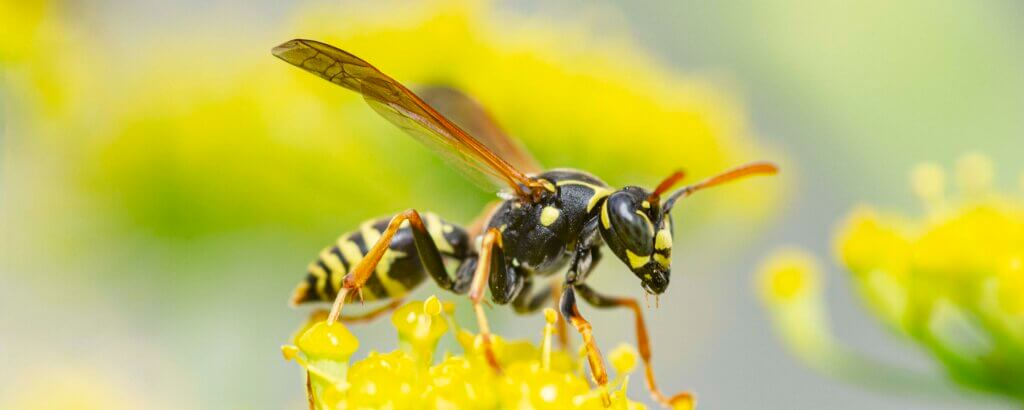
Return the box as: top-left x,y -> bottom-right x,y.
291,212 -> 469,305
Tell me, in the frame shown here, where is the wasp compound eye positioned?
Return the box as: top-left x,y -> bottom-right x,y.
605,190 -> 655,255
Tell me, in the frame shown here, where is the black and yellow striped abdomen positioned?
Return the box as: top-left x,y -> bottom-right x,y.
291,212 -> 469,305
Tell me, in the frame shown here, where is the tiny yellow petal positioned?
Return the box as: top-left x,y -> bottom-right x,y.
609,344 -> 638,375
544,308 -> 558,324
297,321 -> 359,361
424,295 -> 443,316
281,345 -> 300,361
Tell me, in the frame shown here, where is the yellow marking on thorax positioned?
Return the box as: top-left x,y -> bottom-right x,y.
556,179 -> 613,212
600,201 -> 611,229
540,206 -> 561,226
355,222 -> 407,297
626,249 -> 651,269
424,212 -> 454,254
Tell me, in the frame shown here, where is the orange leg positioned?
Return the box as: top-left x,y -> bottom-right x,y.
574,283 -> 694,408
340,299 -> 405,323
469,228 -> 504,373
308,300 -> 405,325
559,286 -> 611,407
327,209 -> 433,324
551,280 -> 570,350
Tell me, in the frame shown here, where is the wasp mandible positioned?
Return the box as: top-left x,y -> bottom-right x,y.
273,39 -> 778,408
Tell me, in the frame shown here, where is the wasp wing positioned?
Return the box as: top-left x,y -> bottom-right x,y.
272,39 -> 536,199
418,86 -> 542,175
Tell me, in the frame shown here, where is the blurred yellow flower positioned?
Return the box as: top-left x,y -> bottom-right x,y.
757,248 -> 820,304
2,0 -> 781,240
0,366 -> 147,410
759,152 -> 1024,402
283,296 -> 656,409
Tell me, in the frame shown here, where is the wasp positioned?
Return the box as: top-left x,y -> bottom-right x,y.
273,39 -> 778,408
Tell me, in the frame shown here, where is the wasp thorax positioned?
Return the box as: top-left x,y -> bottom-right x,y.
599,186 -> 674,294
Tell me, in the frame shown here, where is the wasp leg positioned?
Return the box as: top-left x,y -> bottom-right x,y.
327,209 -> 460,324
511,278 -> 552,314
339,298 -> 405,323
560,285 -> 612,407
469,227 -> 506,372
573,282 -> 695,409
311,300 -> 406,324
551,281 -> 570,350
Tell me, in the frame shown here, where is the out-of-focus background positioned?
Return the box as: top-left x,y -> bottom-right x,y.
2,0 -> 1022,408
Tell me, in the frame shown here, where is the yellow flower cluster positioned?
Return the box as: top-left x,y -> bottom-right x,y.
283,296 -> 655,409
758,153 -> 1024,401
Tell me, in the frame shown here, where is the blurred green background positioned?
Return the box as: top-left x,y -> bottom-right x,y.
1,0 -> 1022,408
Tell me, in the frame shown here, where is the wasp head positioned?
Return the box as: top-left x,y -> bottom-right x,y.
598,186 -> 674,295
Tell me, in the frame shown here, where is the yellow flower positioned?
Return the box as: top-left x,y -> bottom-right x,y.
283,296 -> 651,409
757,248 -> 820,304
756,249 -> 836,364
759,153 -> 1024,403
0,366 -> 147,410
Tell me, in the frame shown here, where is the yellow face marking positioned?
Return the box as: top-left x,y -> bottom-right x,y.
655,229 -> 672,250
425,212 -> 454,254
625,249 -> 650,269
540,206 -> 561,226
642,200 -> 650,209
600,201 -> 611,229
654,253 -> 671,268
442,224 -> 454,234
556,179 -> 613,212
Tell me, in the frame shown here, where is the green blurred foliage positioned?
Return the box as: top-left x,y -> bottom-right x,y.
4,1 -> 781,245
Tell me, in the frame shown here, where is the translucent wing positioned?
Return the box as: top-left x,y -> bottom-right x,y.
418,86 -> 542,174
272,39 -> 540,199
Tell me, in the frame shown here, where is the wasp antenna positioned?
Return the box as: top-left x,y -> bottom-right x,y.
662,162 -> 779,212
648,169 -> 686,203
